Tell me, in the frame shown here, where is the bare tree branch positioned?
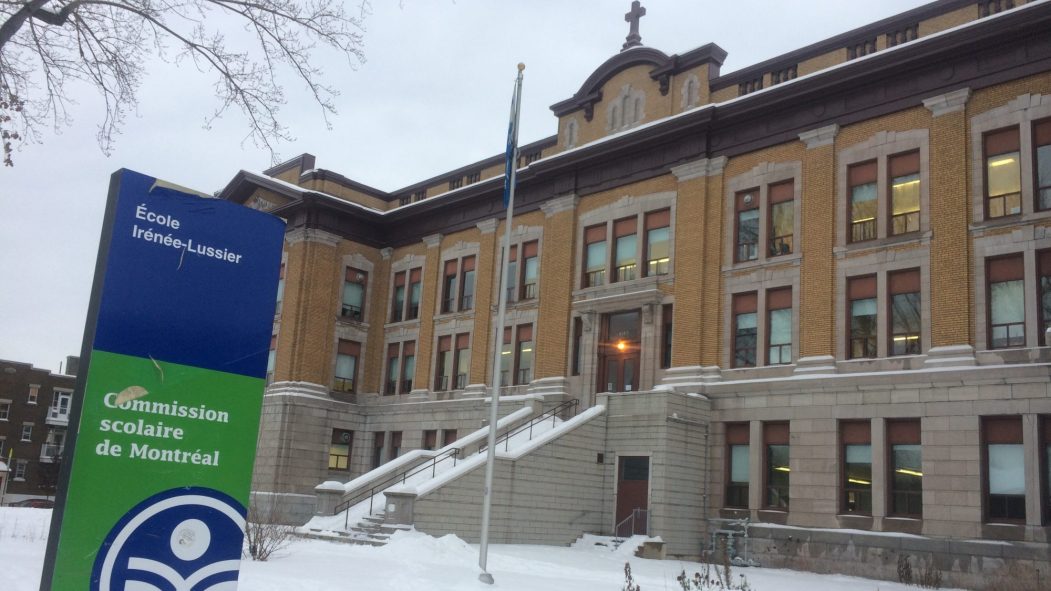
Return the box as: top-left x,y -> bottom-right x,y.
0,0 -> 368,165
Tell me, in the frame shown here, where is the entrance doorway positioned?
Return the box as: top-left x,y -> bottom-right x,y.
599,310 -> 641,393
615,455 -> 650,537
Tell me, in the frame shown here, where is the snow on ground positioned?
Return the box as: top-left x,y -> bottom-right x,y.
0,508 -> 964,591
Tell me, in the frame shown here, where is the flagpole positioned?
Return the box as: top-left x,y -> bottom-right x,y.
478,62 -> 524,585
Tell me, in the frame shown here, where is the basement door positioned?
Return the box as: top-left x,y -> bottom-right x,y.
615,456 -> 650,537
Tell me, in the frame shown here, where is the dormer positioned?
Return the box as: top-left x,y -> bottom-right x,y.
549,2 -> 725,152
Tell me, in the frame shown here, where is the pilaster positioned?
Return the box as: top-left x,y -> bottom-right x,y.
278,228 -> 341,386
799,125 -> 838,359
535,195 -> 578,378
470,220 -> 499,384
413,234 -> 443,389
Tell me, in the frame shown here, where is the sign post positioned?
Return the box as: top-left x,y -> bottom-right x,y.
40,169 -> 285,591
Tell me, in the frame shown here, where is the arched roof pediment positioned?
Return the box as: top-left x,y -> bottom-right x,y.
551,47 -> 671,118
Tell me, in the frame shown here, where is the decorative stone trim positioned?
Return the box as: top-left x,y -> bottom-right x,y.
923,87 -> 971,117
671,156 -> 726,181
476,219 -> 498,234
540,194 -> 578,217
798,124 -> 839,149
380,247 -> 393,259
793,355 -> 837,375
527,377 -> 570,399
422,233 -> 443,248
461,384 -> 488,398
285,227 -> 341,246
659,365 -> 720,389
923,344 -> 977,368
264,381 -> 331,398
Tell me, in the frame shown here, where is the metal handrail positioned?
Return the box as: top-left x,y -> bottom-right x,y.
334,398 -> 580,528
615,508 -> 649,538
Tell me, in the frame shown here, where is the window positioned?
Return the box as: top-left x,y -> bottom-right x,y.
584,224 -> 607,287
449,177 -> 463,190
386,343 -> 400,395
21,423 -> 32,442
849,161 -> 878,242
334,340 -> 359,393
763,289 -> 791,365
391,271 -> 406,322
520,241 -> 539,300
27,384 -> 38,405
391,268 -> 421,322
371,432 -> 385,469
985,128 -> 1022,218
399,195 -> 411,206
983,416 -> 1025,521
889,269 -> 921,355
887,420 -> 922,517
732,293 -> 757,368
889,152 -> 921,235
422,430 -> 437,451
848,275 -> 878,359
0,401 -> 9,421
329,429 -> 353,470
13,459 -> 27,481
275,264 -> 285,314
401,342 -> 415,395
572,317 -> 583,376
505,245 -> 518,303
979,0 -> 1014,17
516,325 -> 534,385
764,422 -> 789,510
644,209 -> 671,276
442,429 -> 458,447
735,189 -> 759,262
987,255 -> 1025,349
1043,416 -> 1050,521
661,304 -> 673,369
766,182 -> 794,257
436,334 -> 470,391
0,438 -> 5,458
725,423 -> 750,509
441,256 -> 475,313
1036,120 -> 1051,210
841,421 -> 872,515
613,217 -> 638,282
341,268 -> 367,321
412,190 -> 426,202
466,171 -> 481,184
50,390 -> 71,420
389,431 -> 402,460
42,429 -> 65,460
407,269 -> 422,320
266,335 -> 276,383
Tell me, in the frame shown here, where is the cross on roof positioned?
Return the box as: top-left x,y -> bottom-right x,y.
622,1 -> 646,51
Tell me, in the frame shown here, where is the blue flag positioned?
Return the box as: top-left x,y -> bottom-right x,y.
503,69 -> 524,208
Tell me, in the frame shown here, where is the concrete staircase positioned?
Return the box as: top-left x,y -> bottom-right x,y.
299,512 -> 413,546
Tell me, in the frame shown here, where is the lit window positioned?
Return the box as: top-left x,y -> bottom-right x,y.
984,416 -> 1025,521
887,420 -> 922,517
987,255 -> 1025,349
890,152 -> 921,235
842,421 -> 872,514
613,217 -> 638,282
985,128 -> 1022,218
849,161 -> 877,243
764,422 -> 789,510
768,182 -> 793,256
735,190 -> 759,262
848,276 -> 878,359
645,210 -> 671,276
726,423 -> 750,509
889,269 -> 921,356
767,288 -> 792,365
329,429 -> 353,470
733,293 -> 757,368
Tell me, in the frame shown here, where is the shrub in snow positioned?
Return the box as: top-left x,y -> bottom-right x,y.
243,500 -> 293,561
622,562 -> 641,591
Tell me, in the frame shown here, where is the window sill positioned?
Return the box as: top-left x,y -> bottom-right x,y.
384,318 -> 421,329
724,253 -> 801,273
337,315 -> 369,327
971,207 -> 1051,232
834,231 -> 930,257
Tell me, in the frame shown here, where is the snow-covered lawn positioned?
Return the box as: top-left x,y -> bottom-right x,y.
0,508 -> 961,591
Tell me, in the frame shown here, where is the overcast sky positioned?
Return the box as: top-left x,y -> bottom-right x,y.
0,0 -> 929,372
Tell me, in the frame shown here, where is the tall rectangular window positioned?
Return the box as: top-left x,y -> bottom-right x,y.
584,224 -> 607,287
454,333 -> 470,389
505,245 -> 518,303
768,181 -> 794,256
767,288 -> 792,365
27,385 -> 38,404
500,327 -> 513,385
887,419 -> 922,517
661,304 -> 673,369
422,429 -> 437,451
386,343 -> 400,395
1043,416 -> 1051,522
389,431 -> 402,460
889,269 -> 921,355
985,127 -> 1022,218
407,268 -> 422,320
14,459 -> 27,480
371,432 -> 385,469
21,423 -> 33,442
275,263 -> 285,314
848,275 -> 878,359
735,190 -> 759,262
459,256 -> 476,311
334,340 -> 359,393
329,429 -> 353,470
266,335 -> 276,383
849,161 -> 878,243
842,420 -> 872,514
889,151 -> 921,235
613,217 -> 638,282
984,416 -> 1025,521
520,241 -> 539,299
1036,120 -> 1051,210
1041,251 -> 1051,346
401,341 -> 415,394
988,255 -> 1025,349
726,423 -> 750,509
516,324 -> 534,385
764,422 -> 790,510
645,209 -> 671,276
442,259 -> 458,314
391,271 -> 406,322
442,429 -> 458,447
342,268 -> 367,321
733,293 -> 758,368
572,317 -> 583,376
0,402 -> 9,421
435,336 -> 452,391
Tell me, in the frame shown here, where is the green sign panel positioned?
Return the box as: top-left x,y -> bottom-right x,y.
41,170 -> 285,591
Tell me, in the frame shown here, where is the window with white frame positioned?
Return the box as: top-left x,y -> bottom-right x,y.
13,459 -> 27,480
0,401 -> 9,421
21,423 -> 33,442
27,384 -> 38,404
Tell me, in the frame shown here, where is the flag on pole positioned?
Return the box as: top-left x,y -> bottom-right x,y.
502,69 -> 523,208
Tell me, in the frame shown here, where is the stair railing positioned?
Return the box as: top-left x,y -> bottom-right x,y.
614,508 -> 649,538
483,398 -> 579,454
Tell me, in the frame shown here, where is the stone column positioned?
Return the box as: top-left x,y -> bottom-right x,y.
923,88 -> 975,367
535,194 -> 579,380
412,233 -> 443,394
796,125 -> 839,372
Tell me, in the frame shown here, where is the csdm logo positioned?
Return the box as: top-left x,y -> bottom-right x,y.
91,487 -> 246,591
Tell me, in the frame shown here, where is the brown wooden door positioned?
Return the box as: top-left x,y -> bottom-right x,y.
615,456 -> 649,536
